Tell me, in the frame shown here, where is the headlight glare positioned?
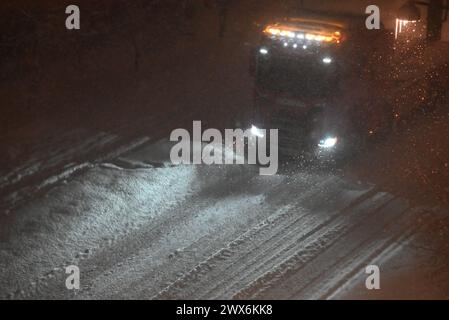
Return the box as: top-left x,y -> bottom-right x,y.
318,137 -> 338,148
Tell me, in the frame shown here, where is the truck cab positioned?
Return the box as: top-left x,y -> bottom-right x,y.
249,13 -> 394,161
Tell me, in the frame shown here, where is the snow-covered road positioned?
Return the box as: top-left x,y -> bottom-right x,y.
1,138 -> 447,300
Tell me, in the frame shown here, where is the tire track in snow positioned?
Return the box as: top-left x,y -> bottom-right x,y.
203,191 -> 392,299
153,180 -> 380,299
318,210 -> 435,300
196,180 -> 375,299
0,135 -> 151,213
86,172 -> 334,299
245,199 -> 414,299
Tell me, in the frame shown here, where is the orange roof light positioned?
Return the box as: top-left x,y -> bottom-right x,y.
266,27 -> 281,35
263,25 -> 342,44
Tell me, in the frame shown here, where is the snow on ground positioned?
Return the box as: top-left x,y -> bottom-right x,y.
1,136 -> 447,300
0,128 -> 151,213
0,155 -> 197,299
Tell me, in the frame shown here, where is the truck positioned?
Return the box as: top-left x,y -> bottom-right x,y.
247,12 -> 395,163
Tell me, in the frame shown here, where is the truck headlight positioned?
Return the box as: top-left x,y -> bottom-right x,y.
259,48 -> 269,55
318,137 -> 338,148
250,125 -> 265,138
322,57 -> 333,64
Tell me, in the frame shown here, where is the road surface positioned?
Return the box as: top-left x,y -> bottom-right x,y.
1,136 -> 448,299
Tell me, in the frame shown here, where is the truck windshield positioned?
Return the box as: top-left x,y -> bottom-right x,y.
256,51 -> 340,98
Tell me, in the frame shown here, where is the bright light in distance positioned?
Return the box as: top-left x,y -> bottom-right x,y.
259,48 -> 268,55
322,57 -> 332,64
318,137 -> 338,149
395,18 -> 418,39
251,125 -> 265,138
